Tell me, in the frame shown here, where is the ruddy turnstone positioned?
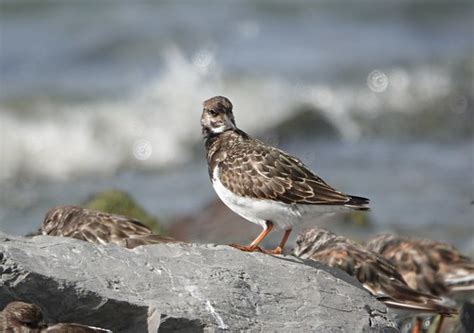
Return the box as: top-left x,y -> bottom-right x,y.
292,229 -> 457,315
367,234 -> 474,294
201,96 -> 369,254
0,301 -> 45,332
366,234 -> 473,333
0,301 -> 111,332
41,205 -> 176,249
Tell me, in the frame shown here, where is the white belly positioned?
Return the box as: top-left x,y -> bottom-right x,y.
212,167 -> 347,230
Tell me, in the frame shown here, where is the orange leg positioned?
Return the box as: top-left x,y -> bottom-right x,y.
434,315 -> 444,333
262,229 -> 292,255
410,317 -> 422,333
230,221 -> 273,252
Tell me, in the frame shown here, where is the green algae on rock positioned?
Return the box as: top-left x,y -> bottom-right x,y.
83,189 -> 161,234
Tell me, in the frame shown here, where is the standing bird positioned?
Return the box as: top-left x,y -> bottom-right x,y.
41,205 -> 176,249
292,229 -> 457,316
201,96 -> 369,254
0,301 -> 111,332
366,234 -> 474,294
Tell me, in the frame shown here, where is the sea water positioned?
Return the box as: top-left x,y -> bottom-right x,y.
0,1 -> 472,248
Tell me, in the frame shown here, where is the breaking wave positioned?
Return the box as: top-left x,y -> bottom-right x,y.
0,48 -> 471,182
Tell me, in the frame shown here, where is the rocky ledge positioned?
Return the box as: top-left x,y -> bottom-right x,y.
0,232 -> 398,332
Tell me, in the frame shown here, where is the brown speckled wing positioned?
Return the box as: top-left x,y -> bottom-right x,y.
42,206 -> 155,246
310,242 -> 412,296
319,244 -> 454,313
294,230 -> 455,314
218,139 -> 351,205
366,235 -> 449,295
367,234 -> 474,293
418,239 -> 474,273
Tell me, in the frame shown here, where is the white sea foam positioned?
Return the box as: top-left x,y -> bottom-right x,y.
0,48 -> 464,182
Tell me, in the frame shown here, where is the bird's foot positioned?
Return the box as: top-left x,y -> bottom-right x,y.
229,244 -> 284,255
261,246 -> 283,255
410,318 -> 422,333
229,244 -> 263,253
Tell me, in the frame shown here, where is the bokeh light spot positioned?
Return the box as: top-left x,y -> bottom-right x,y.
367,70 -> 389,93
133,139 -> 152,161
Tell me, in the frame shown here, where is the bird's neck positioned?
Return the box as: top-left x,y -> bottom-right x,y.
205,128 -> 249,153
204,131 -> 227,174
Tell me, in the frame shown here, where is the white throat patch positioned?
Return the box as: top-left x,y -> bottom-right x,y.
211,125 -> 229,134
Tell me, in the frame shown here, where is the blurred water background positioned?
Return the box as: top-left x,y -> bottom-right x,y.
0,1 -> 472,249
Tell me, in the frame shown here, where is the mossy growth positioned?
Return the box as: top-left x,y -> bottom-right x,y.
343,211 -> 372,228
83,189 -> 162,234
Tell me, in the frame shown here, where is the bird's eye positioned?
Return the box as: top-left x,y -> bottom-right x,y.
209,109 -> 218,116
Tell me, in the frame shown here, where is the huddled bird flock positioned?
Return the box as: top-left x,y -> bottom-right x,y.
2,96 -> 472,333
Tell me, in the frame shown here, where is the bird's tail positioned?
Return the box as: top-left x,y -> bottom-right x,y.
379,297 -> 457,315
345,195 -> 370,211
446,274 -> 474,292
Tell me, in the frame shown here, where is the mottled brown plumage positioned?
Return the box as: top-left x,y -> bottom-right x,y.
0,302 -> 111,332
208,130 -> 368,206
41,205 -> 176,248
367,234 -> 474,294
293,229 -> 457,315
201,96 -> 369,254
0,301 -> 45,332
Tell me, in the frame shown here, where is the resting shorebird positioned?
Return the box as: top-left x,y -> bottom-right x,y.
0,301 -> 111,332
41,205 -> 176,249
366,234 -> 474,333
366,234 -> 474,295
201,96 -> 369,254
293,229 -> 457,317
0,301 -> 45,332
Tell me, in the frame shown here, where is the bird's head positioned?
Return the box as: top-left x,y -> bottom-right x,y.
201,96 -> 236,138
41,205 -> 81,235
292,228 -> 336,258
3,301 -> 46,329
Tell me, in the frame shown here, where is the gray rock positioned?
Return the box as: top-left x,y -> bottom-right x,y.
0,232 -> 398,332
